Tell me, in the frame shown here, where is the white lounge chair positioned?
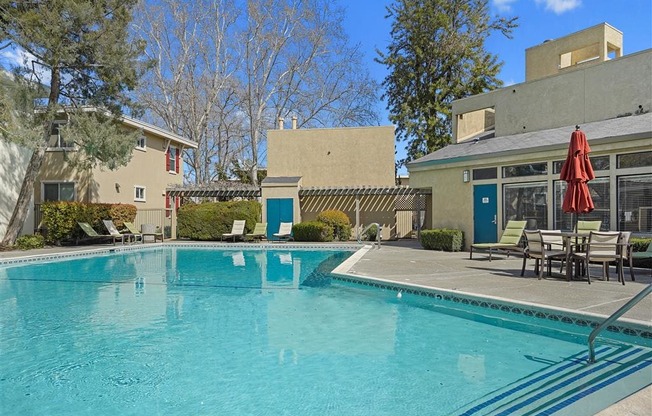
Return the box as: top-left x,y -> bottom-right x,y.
222,220 -> 246,242
273,222 -> 293,242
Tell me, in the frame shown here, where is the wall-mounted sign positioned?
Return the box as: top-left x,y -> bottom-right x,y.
482,197 -> 489,204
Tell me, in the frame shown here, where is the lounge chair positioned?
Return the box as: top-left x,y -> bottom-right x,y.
77,222 -> 119,245
576,220 -> 602,233
469,220 -> 527,261
273,222 -> 293,242
221,220 -> 246,242
141,223 -> 164,243
246,222 -> 267,242
102,220 -> 129,244
123,222 -> 143,243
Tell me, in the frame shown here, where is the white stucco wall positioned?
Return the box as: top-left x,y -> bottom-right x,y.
0,140 -> 33,240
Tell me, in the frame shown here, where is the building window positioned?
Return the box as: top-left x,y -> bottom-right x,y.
553,178 -> 610,231
502,162 -> 547,178
167,146 -> 179,173
136,136 -> 146,150
553,155 -> 609,174
503,182 -> 548,229
618,174 -> 652,232
134,186 -> 146,202
472,167 -> 497,180
617,151 -> 652,169
43,182 -> 75,202
49,122 -> 73,149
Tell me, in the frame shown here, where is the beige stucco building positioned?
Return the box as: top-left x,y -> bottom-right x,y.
409,24 -> 652,250
35,115 -> 197,235
262,124 -> 419,240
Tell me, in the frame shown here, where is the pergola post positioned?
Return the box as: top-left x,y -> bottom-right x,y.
355,194 -> 361,239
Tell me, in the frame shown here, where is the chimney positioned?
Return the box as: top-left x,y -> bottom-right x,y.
291,115 -> 297,129
278,117 -> 284,130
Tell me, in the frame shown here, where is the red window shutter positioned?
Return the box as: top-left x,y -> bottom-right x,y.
175,196 -> 180,209
165,148 -> 170,171
165,193 -> 170,209
175,148 -> 180,173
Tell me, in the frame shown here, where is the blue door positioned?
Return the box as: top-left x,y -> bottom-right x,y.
473,184 -> 497,243
267,198 -> 293,240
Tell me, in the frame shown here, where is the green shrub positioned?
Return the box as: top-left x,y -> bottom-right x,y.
630,237 -> 651,253
41,201 -> 138,244
420,229 -> 464,252
15,234 -> 45,250
292,221 -> 334,242
177,200 -> 261,240
363,224 -> 379,241
316,210 -> 351,241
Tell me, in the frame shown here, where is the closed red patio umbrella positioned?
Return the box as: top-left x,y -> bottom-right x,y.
560,127 -> 595,222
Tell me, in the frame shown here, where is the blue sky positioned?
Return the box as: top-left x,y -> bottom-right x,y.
340,0 -> 652,172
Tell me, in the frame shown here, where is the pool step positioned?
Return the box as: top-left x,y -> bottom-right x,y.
456,345 -> 652,416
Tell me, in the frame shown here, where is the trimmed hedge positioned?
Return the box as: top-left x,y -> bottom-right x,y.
41,202 -> 137,244
177,200 -> 261,240
630,237 -> 651,253
316,210 -> 351,241
292,221 -> 334,242
420,229 -> 464,252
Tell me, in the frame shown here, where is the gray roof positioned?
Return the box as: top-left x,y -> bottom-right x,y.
261,176 -> 302,184
409,112 -> 652,167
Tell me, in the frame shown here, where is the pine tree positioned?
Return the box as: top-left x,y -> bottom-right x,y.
0,0 -> 146,245
377,0 -> 517,165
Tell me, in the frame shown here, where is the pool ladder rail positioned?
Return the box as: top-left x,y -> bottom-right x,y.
588,283 -> 652,364
357,223 -> 382,249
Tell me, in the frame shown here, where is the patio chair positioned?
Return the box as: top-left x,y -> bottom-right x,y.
273,222 -> 293,242
221,220 -> 246,242
141,223 -> 164,243
616,231 -> 635,282
123,222 -> 143,243
572,231 -> 623,285
102,220 -> 129,244
77,222 -> 118,245
521,230 -> 567,279
576,220 -> 602,233
469,220 -> 527,261
246,222 -> 267,242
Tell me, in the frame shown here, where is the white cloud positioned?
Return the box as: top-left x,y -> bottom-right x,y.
536,0 -> 582,14
0,46 -> 51,85
493,0 -> 518,13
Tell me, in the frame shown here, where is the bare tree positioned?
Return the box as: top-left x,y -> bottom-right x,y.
134,0 -> 246,184
238,0 -> 380,185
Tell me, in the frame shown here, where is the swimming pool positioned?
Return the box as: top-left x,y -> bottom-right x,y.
0,246 -> 650,415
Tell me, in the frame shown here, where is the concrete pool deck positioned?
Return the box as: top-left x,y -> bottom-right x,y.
1,240 -> 650,414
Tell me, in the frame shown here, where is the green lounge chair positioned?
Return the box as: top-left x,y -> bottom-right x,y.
102,219 -> 129,244
246,223 -> 267,242
469,220 -> 527,261
123,222 -> 143,243
77,222 -> 119,245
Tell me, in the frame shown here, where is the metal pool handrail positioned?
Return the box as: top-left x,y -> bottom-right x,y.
588,283 -> 652,364
357,223 -> 382,249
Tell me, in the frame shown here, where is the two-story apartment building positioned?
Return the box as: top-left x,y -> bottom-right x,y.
35,114 -> 197,233
408,23 -> 652,249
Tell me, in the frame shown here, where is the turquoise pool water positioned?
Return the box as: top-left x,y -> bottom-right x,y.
0,247 -> 650,415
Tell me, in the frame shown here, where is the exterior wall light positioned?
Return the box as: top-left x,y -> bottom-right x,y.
463,170 -> 470,183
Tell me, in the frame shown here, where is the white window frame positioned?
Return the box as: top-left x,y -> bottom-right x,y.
41,181 -> 76,202
134,185 -> 146,202
136,136 -> 147,151
168,146 -> 177,173
47,121 -> 75,150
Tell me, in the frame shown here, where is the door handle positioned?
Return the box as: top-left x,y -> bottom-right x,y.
492,215 -> 497,224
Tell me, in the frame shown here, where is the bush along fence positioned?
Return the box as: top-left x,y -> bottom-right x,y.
292,210 -> 352,242
176,200 -> 262,241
